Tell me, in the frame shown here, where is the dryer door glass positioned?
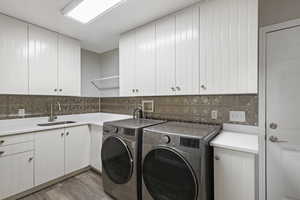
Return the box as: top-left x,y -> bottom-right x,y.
101,136 -> 133,184
143,148 -> 197,200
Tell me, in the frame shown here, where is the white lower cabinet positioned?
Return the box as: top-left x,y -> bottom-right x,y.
0,151 -> 34,199
35,125 -> 90,186
214,148 -> 256,200
35,129 -> 65,185
65,126 -> 90,174
90,125 -> 103,172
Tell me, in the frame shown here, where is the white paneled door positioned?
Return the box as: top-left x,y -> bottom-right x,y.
135,23 -> 156,96
214,148 -> 255,200
0,14 -> 28,94
0,151 -> 34,199
119,31 -> 136,96
35,129 -> 65,185
175,7 -> 199,95
58,35 -> 81,96
156,16 -> 176,95
266,26 -> 300,200
65,126 -> 90,174
29,25 -> 58,95
199,0 -> 258,94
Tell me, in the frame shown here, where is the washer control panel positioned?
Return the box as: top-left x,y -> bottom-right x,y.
161,135 -> 171,144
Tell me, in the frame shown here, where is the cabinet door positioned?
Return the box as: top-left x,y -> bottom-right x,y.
214,148 -> 255,200
119,31 -> 136,96
35,129 -> 65,185
58,35 -> 81,96
0,151 -> 34,199
156,17 -> 176,95
175,7 -> 199,95
65,126 -> 90,174
135,23 -> 156,96
29,25 -> 58,95
0,14 -> 28,94
90,125 -> 103,172
199,0 -> 258,94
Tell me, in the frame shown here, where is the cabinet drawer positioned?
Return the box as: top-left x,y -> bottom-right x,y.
0,142 -> 34,157
0,134 -> 34,147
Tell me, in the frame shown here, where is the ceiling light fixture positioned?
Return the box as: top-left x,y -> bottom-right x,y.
62,0 -> 126,24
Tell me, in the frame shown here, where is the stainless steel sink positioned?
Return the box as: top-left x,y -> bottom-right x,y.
37,121 -> 77,127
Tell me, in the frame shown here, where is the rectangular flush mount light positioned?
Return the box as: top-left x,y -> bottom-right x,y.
62,0 -> 126,24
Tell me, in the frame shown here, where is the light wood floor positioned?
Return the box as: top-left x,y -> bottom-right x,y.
20,171 -> 113,200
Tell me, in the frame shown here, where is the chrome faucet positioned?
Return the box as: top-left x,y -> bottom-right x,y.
133,105 -> 143,120
49,102 -> 62,122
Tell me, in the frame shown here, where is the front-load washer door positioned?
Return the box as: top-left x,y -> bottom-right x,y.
101,136 -> 133,184
143,148 -> 198,200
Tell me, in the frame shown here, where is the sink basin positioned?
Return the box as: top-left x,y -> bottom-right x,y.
37,121 -> 77,127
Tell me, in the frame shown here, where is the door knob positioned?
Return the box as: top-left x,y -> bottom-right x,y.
269,135 -> 288,143
270,123 -> 278,130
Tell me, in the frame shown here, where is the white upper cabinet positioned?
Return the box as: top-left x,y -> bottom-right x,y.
135,23 -> 156,96
175,7 -> 200,95
0,14 -> 28,94
119,30 -> 136,96
156,16 -> 176,95
199,0 -> 258,94
119,0 -> 258,96
58,35 -> 81,96
29,25 -> 58,95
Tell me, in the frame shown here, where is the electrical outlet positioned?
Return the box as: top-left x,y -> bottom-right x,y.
18,109 -> 25,117
211,110 -> 218,120
229,111 -> 246,122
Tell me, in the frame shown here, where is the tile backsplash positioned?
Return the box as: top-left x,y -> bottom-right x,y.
0,95 -> 100,120
100,95 -> 258,126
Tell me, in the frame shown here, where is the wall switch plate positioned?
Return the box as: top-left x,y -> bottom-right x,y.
211,110 -> 218,120
18,109 -> 25,117
229,111 -> 246,122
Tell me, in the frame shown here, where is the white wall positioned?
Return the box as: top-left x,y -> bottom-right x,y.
81,49 -> 101,97
81,49 -> 119,97
98,49 -> 119,97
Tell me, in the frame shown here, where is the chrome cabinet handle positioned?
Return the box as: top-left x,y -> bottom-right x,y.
66,132 -> 69,136
0,140 -> 4,145
132,89 -> 135,93
269,135 -> 288,143
214,156 -> 220,161
28,157 -> 34,162
136,89 -> 139,92
171,87 -> 176,91
201,85 -> 207,90
176,86 -> 181,91
54,89 -> 58,92
61,133 -> 64,137
59,89 -> 62,92
0,151 -> 4,156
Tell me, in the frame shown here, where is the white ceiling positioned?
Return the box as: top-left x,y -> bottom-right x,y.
0,0 -> 200,54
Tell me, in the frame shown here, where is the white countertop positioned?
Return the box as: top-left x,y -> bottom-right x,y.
0,112 -> 131,137
210,131 -> 259,154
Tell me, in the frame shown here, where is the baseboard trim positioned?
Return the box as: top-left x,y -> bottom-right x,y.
4,167 -> 90,200
89,166 -> 102,176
